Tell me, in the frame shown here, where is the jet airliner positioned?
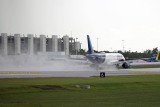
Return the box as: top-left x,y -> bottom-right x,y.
86,35 -> 130,69
142,51 -> 159,62
86,35 -> 160,69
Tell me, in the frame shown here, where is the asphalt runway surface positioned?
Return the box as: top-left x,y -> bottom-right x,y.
0,68 -> 160,78
0,57 -> 160,78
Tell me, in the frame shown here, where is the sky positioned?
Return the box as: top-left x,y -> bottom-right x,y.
0,0 -> 160,52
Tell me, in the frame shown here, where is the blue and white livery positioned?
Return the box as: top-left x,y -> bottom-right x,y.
86,35 -> 130,68
142,51 -> 159,62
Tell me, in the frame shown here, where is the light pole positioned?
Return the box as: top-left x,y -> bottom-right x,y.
97,38 -> 99,52
122,40 -> 125,52
76,38 -> 78,56
34,34 -> 36,54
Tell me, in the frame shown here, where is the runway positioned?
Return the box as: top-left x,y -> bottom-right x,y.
0,56 -> 160,78
0,68 -> 160,78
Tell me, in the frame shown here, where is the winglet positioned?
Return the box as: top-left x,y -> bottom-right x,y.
87,35 -> 94,54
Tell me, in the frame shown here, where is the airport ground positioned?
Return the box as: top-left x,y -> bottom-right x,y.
1,67 -> 160,78
130,64 -> 160,69
1,58 -> 160,107
1,64 -> 160,78
0,75 -> 160,107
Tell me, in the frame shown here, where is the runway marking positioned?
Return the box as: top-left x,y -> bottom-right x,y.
69,74 -> 87,76
129,72 -> 159,74
0,72 -> 41,74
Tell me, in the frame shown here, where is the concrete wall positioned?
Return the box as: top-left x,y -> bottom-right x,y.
63,35 -> 69,55
14,34 -> 21,55
52,35 -> 58,52
27,34 -> 34,55
40,35 -> 46,52
1,33 -> 8,55
34,37 -> 40,54
0,33 -> 81,56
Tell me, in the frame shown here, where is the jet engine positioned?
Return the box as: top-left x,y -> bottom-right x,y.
122,62 -> 130,69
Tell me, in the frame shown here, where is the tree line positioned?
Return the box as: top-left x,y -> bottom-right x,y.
121,47 -> 158,59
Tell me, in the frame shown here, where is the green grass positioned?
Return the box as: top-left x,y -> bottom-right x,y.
131,65 -> 160,69
120,65 -> 160,69
0,75 -> 160,107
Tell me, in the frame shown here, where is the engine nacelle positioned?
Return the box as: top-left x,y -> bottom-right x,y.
122,62 -> 130,69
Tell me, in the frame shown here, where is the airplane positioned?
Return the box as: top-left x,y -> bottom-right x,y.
86,35 -> 130,69
141,51 -> 159,62
129,51 -> 160,66
85,35 -> 160,69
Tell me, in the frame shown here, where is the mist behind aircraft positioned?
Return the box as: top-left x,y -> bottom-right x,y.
0,54 -> 117,72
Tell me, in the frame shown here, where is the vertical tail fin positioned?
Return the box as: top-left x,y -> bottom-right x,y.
151,51 -> 159,61
87,35 -> 94,54
156,52 -> 159,61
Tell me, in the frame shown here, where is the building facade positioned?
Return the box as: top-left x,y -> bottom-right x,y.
0,33 -> 81,55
